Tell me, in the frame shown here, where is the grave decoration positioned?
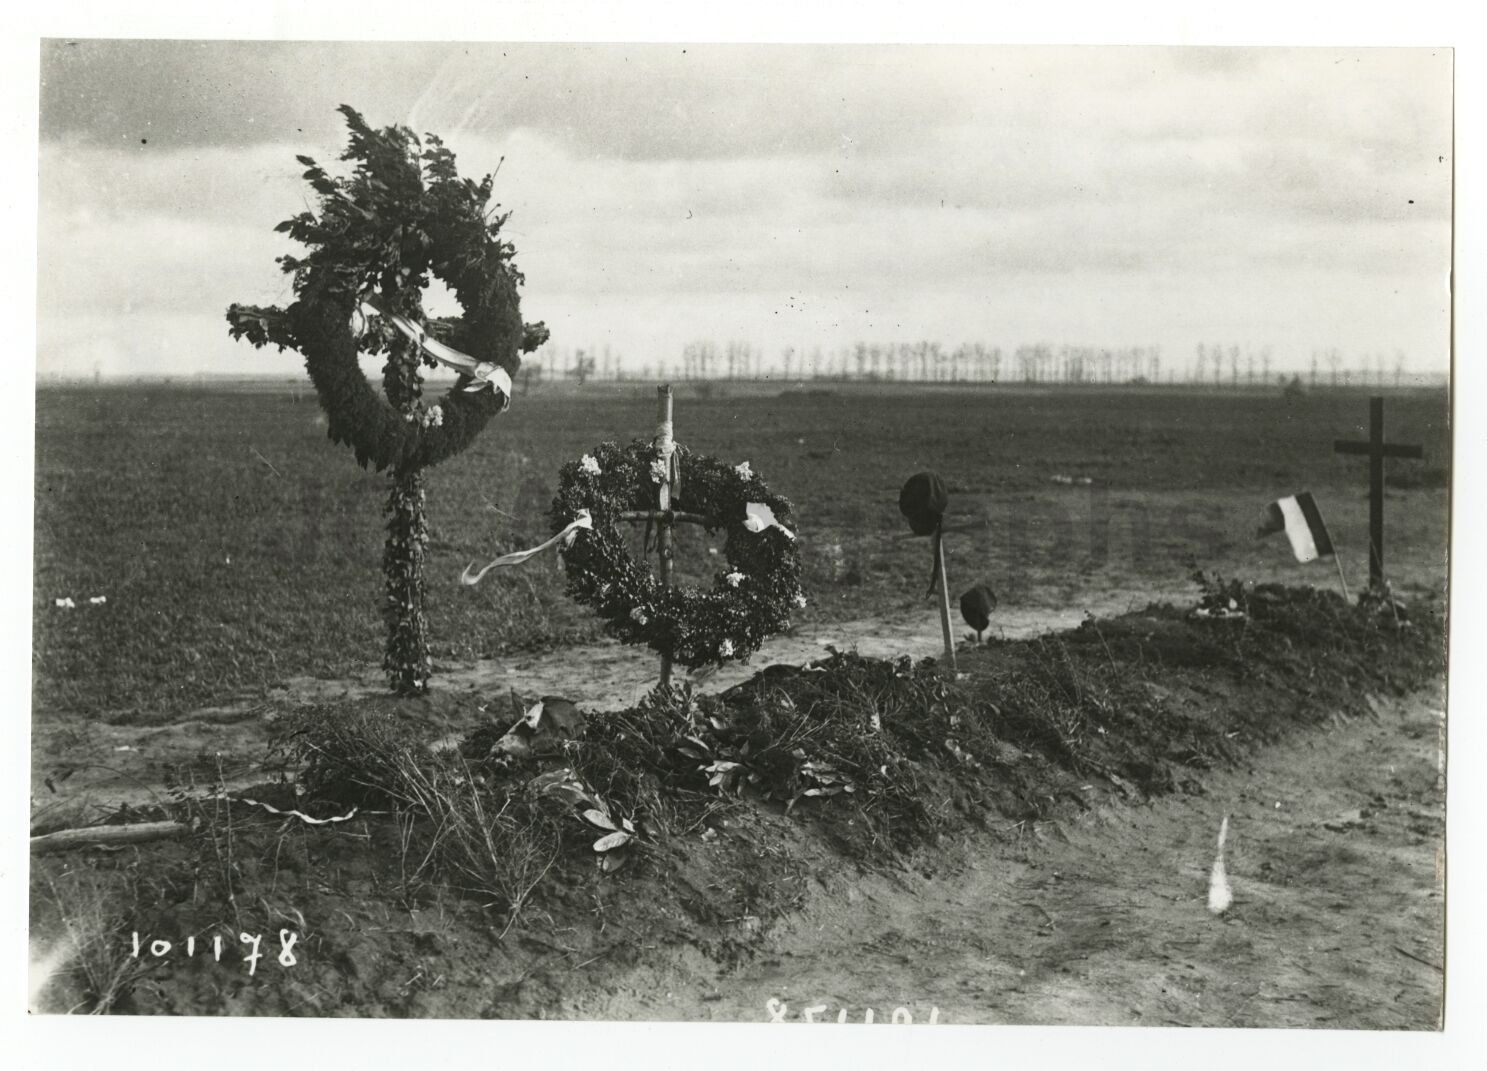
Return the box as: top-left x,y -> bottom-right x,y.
1255,491 -> 1351,600
898,471 -> 957,670
465,387 -> 804,685
226,105 -> 549,694
1333,396 -> 1425,592
959,582 -> 998,644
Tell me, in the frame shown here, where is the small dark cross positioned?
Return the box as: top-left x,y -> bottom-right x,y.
1333,396 -> 1424,591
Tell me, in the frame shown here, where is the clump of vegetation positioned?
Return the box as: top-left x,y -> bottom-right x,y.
1189,564 -> 1251,616
271,581 -> 1444,892
270,704 -> 610,930
30,869 -> 145,1014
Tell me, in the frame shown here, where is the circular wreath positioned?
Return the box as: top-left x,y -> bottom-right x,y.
226,106 -> 547,473
550,440 -> 805,668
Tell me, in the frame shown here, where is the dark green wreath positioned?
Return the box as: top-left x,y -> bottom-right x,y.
550,441 -> 805,668
226,105 -> 548,472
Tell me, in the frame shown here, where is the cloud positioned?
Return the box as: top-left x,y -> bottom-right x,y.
39,140 -> 309,226
35,42 -> 1453,378
40,41 -> 968,160
40,40 -> 445,150
38,207 -> 288,318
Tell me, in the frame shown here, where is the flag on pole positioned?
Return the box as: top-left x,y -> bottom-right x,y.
1256,492 -> 1335,563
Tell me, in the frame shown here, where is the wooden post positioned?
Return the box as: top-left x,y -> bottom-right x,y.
611,385 -> 713,690
655,385 -> 676,686
933,527 -> 958,672
1332,554 -> 1352,604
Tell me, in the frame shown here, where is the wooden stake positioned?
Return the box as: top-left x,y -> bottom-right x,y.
933,526 -> 957,672
1332,552 -> 1352,604
31,820 -> 189,855
655,385 -> 676,687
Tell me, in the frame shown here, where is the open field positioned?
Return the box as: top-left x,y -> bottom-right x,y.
28,382 -> 1450,1023
33,382 -> 1450,719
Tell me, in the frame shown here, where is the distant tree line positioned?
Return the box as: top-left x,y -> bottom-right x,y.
511,338 -> 1420,390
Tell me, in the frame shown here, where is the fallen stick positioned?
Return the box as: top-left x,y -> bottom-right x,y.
30,820 -> 189,855
1393,945 -> 1443,973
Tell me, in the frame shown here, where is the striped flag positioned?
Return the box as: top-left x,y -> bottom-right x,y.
1256,492 -> 1335,563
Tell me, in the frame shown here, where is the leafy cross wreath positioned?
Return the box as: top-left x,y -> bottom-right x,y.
226,105 -> 548,473
548,441 -> 806,668
226,106 -> 548,694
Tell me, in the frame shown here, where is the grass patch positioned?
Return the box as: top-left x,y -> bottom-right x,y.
33,385 -> 1450,717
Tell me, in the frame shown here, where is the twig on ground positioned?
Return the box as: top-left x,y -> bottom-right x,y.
251,446 -> 282,477
1393,946 -> 1443,973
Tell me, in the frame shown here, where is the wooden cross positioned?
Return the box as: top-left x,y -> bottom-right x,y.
1333,395 -> 1424,591
620,386 -> 710,686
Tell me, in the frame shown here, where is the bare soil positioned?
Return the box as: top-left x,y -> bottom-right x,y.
557,688 -> 1445,1027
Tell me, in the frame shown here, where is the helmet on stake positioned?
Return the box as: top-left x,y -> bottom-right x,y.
898,471 -> 948,537
959,582 -> 998,643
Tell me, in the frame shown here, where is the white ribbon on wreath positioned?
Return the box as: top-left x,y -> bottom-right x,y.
743,502 -> 795,540
358,298 -> 514,407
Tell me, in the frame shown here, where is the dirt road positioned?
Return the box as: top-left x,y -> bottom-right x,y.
551,689 -> 1446,1028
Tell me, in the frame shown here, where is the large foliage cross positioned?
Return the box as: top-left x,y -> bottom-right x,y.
227,105 -> 548,694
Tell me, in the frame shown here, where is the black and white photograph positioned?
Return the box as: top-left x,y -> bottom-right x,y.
11,4 -> 1477,1062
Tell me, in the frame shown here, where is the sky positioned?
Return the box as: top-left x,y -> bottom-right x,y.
34,39 -> 1454,380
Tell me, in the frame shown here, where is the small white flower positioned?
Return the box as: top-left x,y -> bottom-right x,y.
404,410 -> 418,424
719,639 -> 735,658
725,571 -> 745,588
650,457 -> 669,484
793,593 -> 808,609
630,607 -> 649,625
735,461 -> 753,480
55,597 -> 75,609
580,454 -> 602,476
425,405 -> 444,428
89,595 -> 107,605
